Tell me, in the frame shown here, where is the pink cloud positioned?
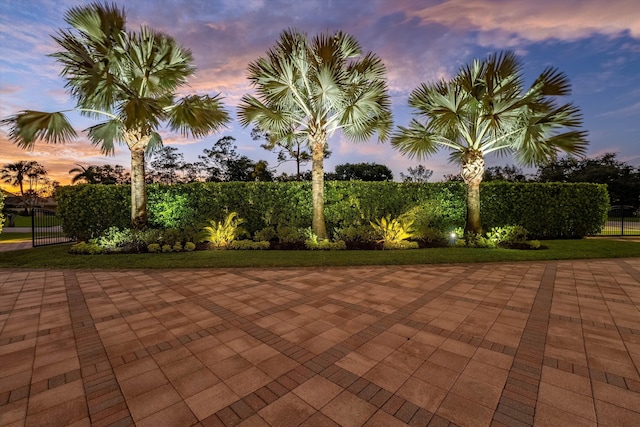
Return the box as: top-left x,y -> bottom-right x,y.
394,0 -> 640,43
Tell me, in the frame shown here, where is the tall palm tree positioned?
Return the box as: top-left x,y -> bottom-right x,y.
391,51 -> 588,235
69,164 -> 101,184
1,161 -> 39,199
1,3 -> 230,228
1,160 -> 46,213
238,29 -> 392,239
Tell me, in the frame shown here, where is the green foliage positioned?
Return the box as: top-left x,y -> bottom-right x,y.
56,181 -> 607,241
199,212 -> 245,249
305,239 -> 347,250
0,191 -> 4,233
254,226 -> 277,242
370,215 -> 416,246
162,244 -> 172,253
92,227 -> 139,253
69,241 -> 104,255
481,182 -> 609,238
57,184 -> 130,241
229,240 -> 270,250
486,225 -> 529,246
277,226 -> 307,244
333,225 -> 376,243
383,241 -> 420,250
184,242 -> 196,252
147,243 -> 161,253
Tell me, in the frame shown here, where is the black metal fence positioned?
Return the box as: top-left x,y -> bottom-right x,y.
32,208 -> 75,247
597,205 -> 640,236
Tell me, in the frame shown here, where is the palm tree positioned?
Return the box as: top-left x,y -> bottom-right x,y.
1,3 -> 230,228
1,161 -> 38,199
1,160 -> 45,213
69,164 -> 100,184
238,29 -> 392,239
391,51 -> 588,235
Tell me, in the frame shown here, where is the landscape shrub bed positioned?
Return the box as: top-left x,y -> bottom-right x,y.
57,181 -> 608,242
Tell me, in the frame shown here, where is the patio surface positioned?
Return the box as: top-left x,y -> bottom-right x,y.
1,259 -> 639,426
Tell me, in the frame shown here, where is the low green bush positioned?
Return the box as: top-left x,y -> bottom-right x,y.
229,240 -> 270,250
69,241 -> 104,254
305,239 -> 347,250
383,241 -> 420,250
0,192 -> 4,233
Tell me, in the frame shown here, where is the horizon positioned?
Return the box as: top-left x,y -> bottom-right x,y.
1,0 -> 639,192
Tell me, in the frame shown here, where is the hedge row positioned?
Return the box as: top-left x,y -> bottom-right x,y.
56,181 -> 608,240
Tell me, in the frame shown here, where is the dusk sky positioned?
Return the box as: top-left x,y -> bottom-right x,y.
1,0 -> 639,190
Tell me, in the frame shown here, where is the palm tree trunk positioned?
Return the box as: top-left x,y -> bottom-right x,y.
310,133 -> 328,239
130,147 -> 147,229
461,150 -> 485,235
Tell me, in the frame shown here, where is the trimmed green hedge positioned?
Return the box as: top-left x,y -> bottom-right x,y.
481,182 -> 609,238
56,181 -> 608,240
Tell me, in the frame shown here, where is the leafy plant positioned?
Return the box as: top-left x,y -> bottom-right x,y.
254,226 -> 276,242
486,225 -> 529,246
147,243 -> 161,253
184,242 -> 196,252
333,225 -> 376,243
276,226 -> 306,244
199,212 -> 246,249
91,227 -> 143,253
370,215 -> 416,247
305,239 -> 347,250
382,241 -> 419,250
229,240 -> 270,250
69,241 -> 103,255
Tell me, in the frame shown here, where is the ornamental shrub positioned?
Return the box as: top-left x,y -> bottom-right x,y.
229,240 -> 270,250
0,191 -> 4,233
56,181 -> 607,241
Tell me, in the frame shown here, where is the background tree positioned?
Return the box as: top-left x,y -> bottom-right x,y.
239,29 -> 392,239
69,164 -> 101,184
198,136 -> 273,182
1,160 -> 48,213
392,51 -> 588,234
69,164 -> 130,185
332,162 -> 393,181
400,165 -> 433,183
536,153 -> 640,206
0,3 -> 229,228
148,146 -> 186,184
252,126 -> 330,181
483,165 -> 528,182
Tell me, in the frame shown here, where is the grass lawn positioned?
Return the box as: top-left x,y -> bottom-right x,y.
0,239 -> 638,269
4,214 -> 63,228
0,232 -> 32,242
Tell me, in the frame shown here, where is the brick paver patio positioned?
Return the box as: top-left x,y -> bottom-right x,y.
1,259 -> 639,426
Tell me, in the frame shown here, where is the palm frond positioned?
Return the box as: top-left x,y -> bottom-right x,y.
390,120 -> 442,160
64,2 -> 125,44
118,97 -> 165,132
126,27 -> 196,97
86,119 -> 122,155
167,94 -> 230,138
238,95 -> 299,139
531,67 -> 572,97
1,111 -> 77,148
